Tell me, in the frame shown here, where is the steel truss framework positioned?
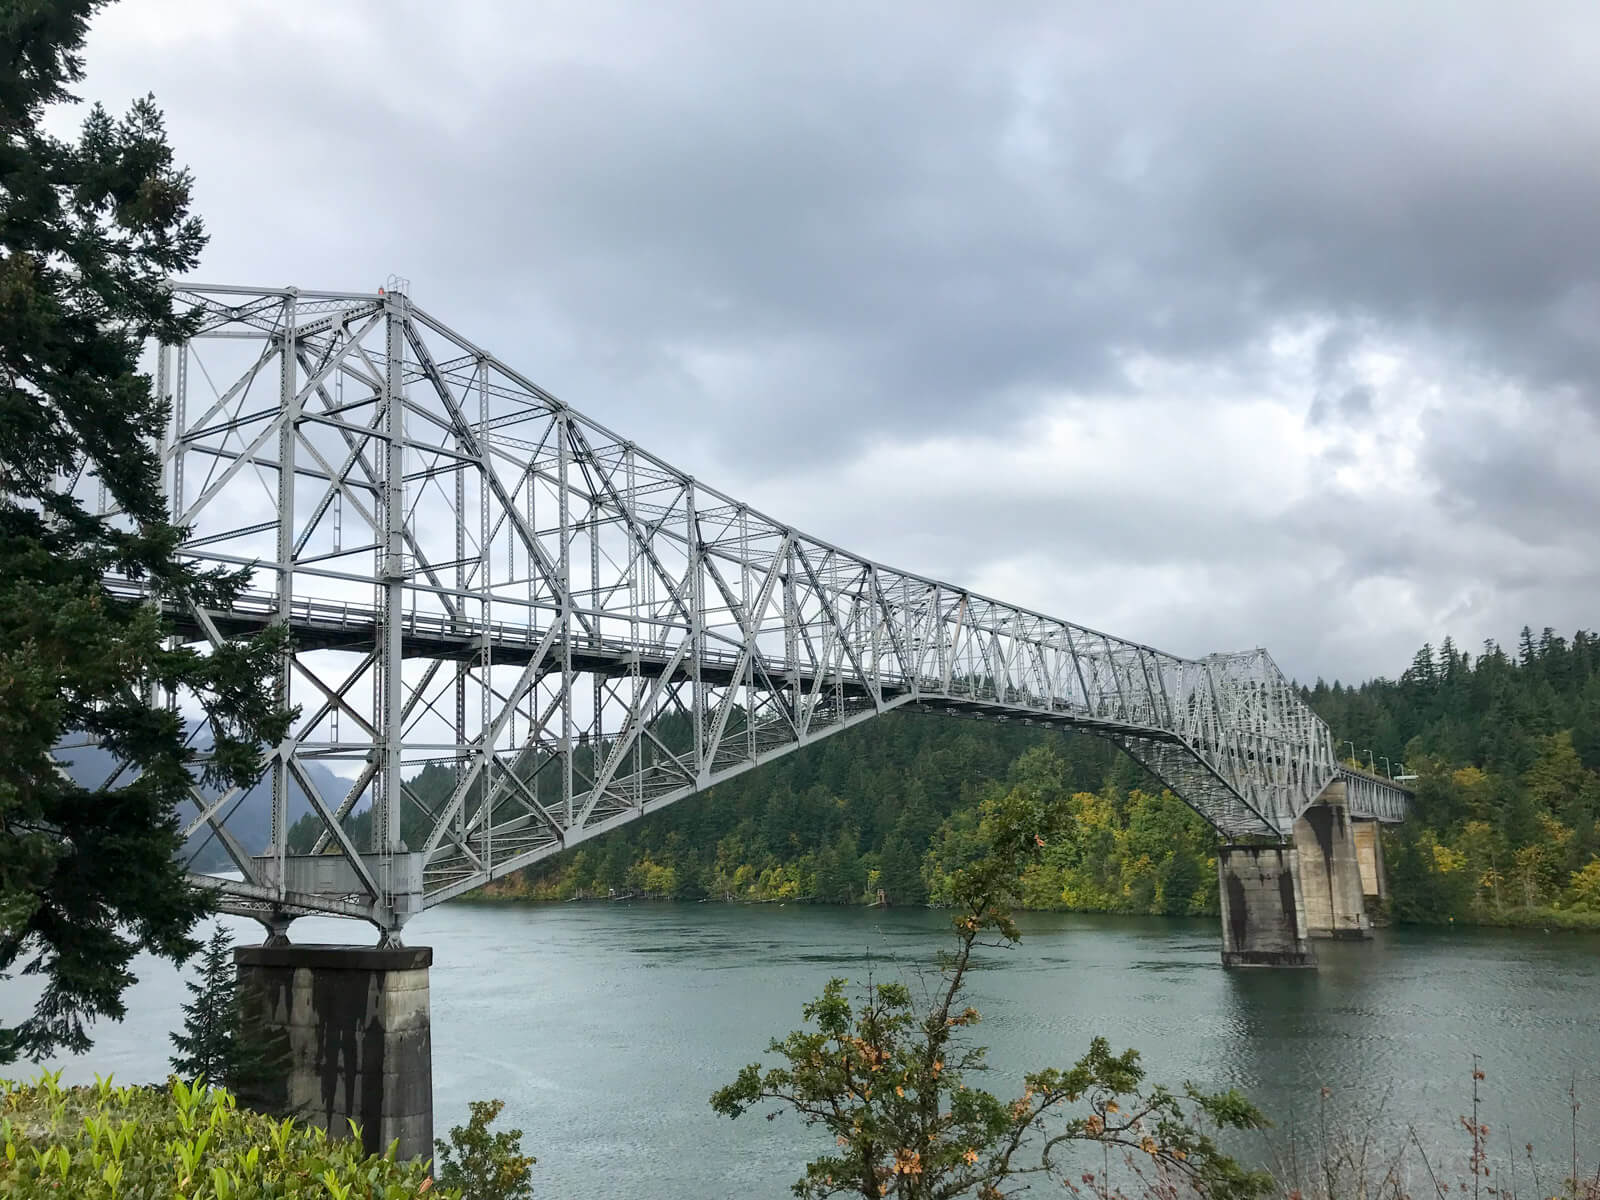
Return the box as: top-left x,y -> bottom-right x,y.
115,283 -> 1409,936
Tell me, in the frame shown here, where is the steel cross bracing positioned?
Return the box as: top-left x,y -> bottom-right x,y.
112,283 -> 1409,935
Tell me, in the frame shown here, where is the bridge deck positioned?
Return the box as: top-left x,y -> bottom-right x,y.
147,584 -> 1219,745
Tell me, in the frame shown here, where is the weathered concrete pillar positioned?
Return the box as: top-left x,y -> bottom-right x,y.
236,944 -> 433,1162
1292,784 -> 1371,939
1216,844 -> 1316,967
1351,818 -> 1387,901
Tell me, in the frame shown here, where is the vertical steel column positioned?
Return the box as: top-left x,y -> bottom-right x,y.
144,343 -> 173,711
557,408 -> 573,824
376,291 -> 407,916
506,470 -> 516,749
868,566 -> 881,705
589,493 -> 601,647
741,507 -> 754,759
454,376 -> 468,827
626,446 -> 639,650
170,344 -> 188,515
152,343 -> 170,518
167,342 -> 186,717
686,481 -> 704,780
783,541 -> 799,729
153,342 -> 169,499
271,294 -> 297,889
477,361 -> 491,868
627,446 -> 643,801
590,486 -> 602,771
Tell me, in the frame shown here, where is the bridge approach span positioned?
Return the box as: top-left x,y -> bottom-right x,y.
123,282 -> 1408,934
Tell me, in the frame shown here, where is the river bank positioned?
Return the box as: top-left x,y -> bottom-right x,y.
1426,903 -> 1600,931
465,884 -> 1600,936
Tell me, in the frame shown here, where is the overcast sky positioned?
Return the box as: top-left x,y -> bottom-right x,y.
76,0 -> 1600,683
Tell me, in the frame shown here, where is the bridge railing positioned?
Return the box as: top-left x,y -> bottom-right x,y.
1337,766 -> 1411,823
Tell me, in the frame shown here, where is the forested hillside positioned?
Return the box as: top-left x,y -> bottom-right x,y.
473,626 -> 1600,926
1309,628 -> 1600,923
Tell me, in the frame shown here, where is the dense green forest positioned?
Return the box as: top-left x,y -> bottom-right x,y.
481,714 -> 1229,915
1308,628 -> 1600,924
302,626 -> 1600,927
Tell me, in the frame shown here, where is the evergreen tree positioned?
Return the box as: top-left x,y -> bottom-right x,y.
1158,846 -> 1202,915
1404,643 -> 1438,693
1525,730 -> 1586,815
0,0 -> 293,1061
878,835 -> 925,905
1439,636 -> 1463,684
168,926 -> 285,1104
168,927 -> 239,1086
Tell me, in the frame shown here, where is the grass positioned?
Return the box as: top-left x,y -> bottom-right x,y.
1262,1062 -> 1598,1200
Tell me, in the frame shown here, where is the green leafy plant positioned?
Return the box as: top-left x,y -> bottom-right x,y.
713,784 -> 1272,1199
0,1072 -> 451,1198
434,1099 -> 536,1200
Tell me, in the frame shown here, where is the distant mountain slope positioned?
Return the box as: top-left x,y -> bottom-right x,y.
56,742 -> 336,872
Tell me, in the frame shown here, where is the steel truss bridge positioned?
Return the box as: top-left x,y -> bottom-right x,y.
113,282 -> 1409,937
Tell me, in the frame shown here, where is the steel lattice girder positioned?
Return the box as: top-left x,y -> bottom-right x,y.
119,282 -> 1411,934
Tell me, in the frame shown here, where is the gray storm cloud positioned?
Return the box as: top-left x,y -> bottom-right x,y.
77,0 -> 1600,680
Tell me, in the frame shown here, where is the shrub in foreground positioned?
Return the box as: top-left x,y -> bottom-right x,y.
435,1099 -> 535,1200
713,785 -> 1272,1200
0,1073 -> 450,1199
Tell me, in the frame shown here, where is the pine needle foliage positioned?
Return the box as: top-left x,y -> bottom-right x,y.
168,927 -> 236,1086
712,783 -> 1272,1200
168,927 -> 286,1105
0,0 -> 293,1062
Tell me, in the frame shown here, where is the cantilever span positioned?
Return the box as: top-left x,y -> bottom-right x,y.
122,283 -> 1409,933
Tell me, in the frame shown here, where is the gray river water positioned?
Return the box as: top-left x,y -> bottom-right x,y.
5,902 -> 1599,1197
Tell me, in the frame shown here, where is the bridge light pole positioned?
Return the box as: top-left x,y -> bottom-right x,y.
1345,740 -> 1357,764
1363,749 -> 1375,772
1381,756 -> 1392,778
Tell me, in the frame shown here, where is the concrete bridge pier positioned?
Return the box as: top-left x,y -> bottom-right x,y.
236,944 -> 434,1163
1216,844 -> 1317,967
1292,783 -> 1371,939
1352,818 -> 1388,907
